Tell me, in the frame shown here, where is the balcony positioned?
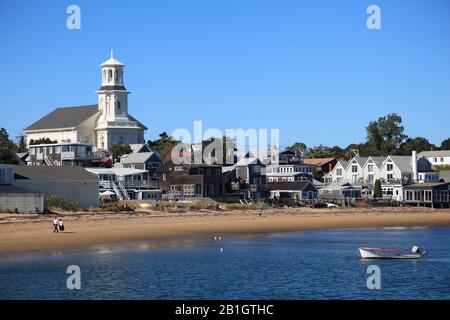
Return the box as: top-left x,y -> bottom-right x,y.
61,151 -> 105,160
99,180 -> 158,190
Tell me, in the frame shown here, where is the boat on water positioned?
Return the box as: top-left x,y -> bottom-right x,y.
358,246 -> 427,260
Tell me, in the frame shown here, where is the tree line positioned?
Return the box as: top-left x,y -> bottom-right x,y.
287,113 -> 450,160
1,113 -> 449,164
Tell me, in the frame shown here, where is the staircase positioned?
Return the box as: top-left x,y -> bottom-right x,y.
118,181 -> 131,200
111,181 -> 124,201
43,156 -> 55,166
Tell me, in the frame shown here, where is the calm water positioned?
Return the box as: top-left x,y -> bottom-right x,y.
0,227 -> 449,300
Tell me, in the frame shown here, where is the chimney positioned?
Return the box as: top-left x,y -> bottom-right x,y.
412,150 -> 418,183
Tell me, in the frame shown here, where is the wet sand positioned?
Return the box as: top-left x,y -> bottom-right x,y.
1,207 -> 450,253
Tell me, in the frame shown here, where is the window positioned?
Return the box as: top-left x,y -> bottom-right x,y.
441,158 -> 444,163
336,169 -> 342,176
434,158 -> 438,163
162,173 -> 166,181
117,100 -> 121,110
253,165 -> 261,174
108,69 -> 112,81
387,164 -> 393,171
119,136 -> 124,144
174,166 -> 183,172
183,184 -> 195,196
368,165 -> 374,173
352,165 -> 358,173
387,174 -> 393,181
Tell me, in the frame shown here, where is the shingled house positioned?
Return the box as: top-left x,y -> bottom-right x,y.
156,160 -> 224,198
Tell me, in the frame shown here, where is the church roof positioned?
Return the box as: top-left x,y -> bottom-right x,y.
101,50 -> 125,67
24,105 -> 148,131
24,105 -> 99,131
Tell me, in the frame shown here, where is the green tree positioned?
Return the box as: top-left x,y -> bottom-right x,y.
286,142 -> 307,152
111,144 -> 132,161
0,128 -> 18,164
365,113 -> 407,155
373,179 -> 382,198
441,138 -> 450,150
397,137 -> 435,155
148,132 -> 180,159
17,135 -> 27,152
307,145 -> 345,159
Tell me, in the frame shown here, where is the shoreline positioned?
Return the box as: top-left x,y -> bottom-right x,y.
1,207 -> 450,254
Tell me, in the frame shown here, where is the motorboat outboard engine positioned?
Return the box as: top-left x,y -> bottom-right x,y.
412,246 -> 428,257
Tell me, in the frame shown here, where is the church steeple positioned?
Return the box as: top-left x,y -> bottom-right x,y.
97,50 -> 129,122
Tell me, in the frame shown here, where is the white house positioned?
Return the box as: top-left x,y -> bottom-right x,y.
341,157 -> 368,183
24,50 -> 147,153
418,150 -> 450,166
323,160 -> 348,183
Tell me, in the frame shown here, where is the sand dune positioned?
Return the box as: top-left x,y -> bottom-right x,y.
1,207 -> 450,253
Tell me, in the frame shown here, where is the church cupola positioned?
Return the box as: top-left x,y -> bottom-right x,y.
100,49 -> 126,89
97,50 -> 130,122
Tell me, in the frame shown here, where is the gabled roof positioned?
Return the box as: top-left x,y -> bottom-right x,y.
121,152 -> 156,164
363,156 -> 385,169
350,156 -> 369,167
385,156 -> 413,172
303,158 -> 336,166
24,105 -> 99,131
129,144 -> 152,153
24,105 -> 147,131
439,170 -> 450,182
14,165 -> 98,181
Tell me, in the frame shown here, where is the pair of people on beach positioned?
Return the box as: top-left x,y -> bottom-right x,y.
52,218 -> 64,233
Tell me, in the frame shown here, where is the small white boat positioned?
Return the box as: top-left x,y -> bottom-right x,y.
358,246 -> 427,260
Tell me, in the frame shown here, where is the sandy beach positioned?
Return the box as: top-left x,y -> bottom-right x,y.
1,207 -> 450,254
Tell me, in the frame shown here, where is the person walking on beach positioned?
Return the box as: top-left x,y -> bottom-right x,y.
53,217 -> 59,233
58,218 -> 65,232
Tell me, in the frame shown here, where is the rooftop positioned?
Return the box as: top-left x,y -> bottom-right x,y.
14,165 -> 98,181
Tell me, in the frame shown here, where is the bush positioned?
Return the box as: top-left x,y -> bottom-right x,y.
45,195 -> 65,208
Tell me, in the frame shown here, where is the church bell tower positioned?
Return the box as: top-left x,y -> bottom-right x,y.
97,50 -> 129,122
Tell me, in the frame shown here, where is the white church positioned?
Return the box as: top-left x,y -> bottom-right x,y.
24,51 -> 147,153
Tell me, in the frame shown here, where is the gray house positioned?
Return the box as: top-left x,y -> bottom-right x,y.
13,166 -> 99,208
120,144 -> 163,175
0,164 -> 44,213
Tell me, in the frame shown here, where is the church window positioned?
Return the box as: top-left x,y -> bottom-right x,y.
108,69 -> 112,81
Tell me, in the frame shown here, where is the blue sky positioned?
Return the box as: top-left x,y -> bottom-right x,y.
0,0 -> 449,148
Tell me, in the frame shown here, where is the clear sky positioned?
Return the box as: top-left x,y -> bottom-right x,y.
0,0 -> 449,148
